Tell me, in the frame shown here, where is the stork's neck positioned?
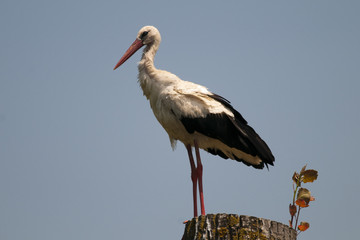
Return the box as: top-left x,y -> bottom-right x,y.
138,42 -> 161,98
138,43 -> 159,78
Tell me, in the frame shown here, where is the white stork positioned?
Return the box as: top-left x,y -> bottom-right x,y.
113,26 -> 274,217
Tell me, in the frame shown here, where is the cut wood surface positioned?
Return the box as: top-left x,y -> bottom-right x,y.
182,214 -> 296,240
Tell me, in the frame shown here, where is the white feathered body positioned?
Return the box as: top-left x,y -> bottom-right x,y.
137,47 -> 264,166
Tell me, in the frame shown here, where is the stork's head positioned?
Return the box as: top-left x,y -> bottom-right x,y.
113,26 -> 161,70
137,26 -> 161,46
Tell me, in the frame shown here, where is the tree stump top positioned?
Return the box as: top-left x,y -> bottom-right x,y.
182,213 -> 296,240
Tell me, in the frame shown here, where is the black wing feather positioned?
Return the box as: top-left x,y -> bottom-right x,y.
180,93 -> 274,169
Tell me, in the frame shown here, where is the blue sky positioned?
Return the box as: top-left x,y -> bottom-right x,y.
1,0 -> 359,239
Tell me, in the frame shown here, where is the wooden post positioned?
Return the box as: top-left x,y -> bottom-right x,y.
182,214 -> 296,240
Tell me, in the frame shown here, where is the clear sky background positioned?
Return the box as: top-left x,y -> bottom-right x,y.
1,0 -> 359,239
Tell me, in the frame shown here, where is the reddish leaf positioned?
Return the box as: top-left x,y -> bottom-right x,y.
296,199 -> 309,208
310,196 -> 315,201
289,204 -> 297,216
298,222 -> 310,231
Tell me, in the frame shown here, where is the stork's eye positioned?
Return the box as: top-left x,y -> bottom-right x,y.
140,31 -> 149,39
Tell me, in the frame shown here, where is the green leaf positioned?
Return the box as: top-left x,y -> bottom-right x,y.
300,165 -> 307,176
297,188 -> 311,205
302,169 -> 318,183
292,172 -> 300,184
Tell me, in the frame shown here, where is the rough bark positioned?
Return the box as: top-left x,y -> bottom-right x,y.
182,214 -> 296,240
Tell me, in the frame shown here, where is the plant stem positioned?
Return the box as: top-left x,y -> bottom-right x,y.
290,184 -> 299,227
295,206 -> 301,229
290,171 -> 302,228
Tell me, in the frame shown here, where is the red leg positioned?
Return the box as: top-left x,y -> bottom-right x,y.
186,144 -> 198,217
194,140 -> 205,216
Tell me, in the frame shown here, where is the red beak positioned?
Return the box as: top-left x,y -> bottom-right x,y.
113,39 -> 144,70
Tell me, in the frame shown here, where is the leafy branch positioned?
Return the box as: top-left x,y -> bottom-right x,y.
289,165 -> 318,234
